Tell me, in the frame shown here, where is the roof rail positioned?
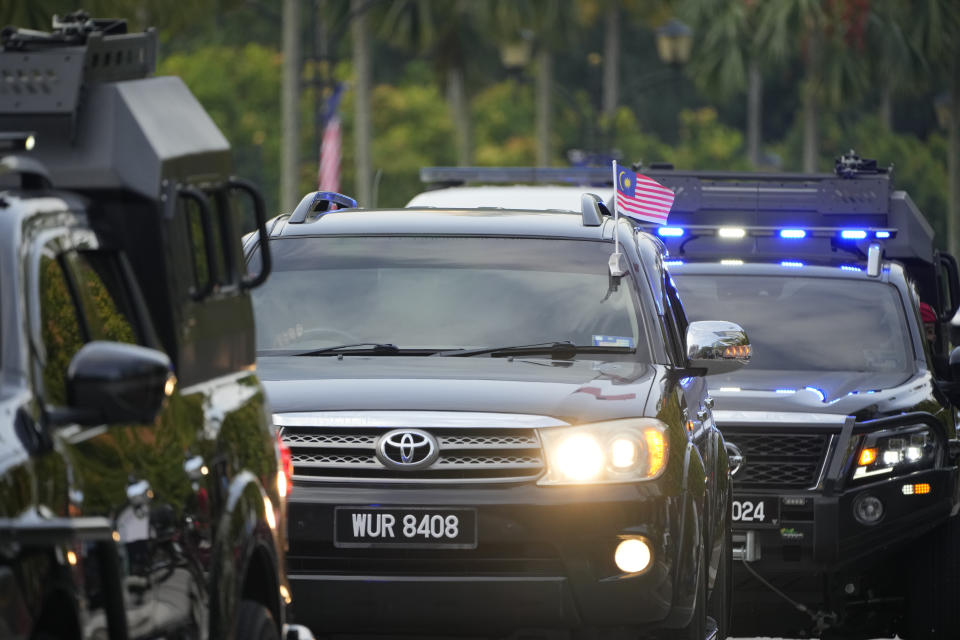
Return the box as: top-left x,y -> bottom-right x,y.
288,191 -> 358,224
420,166 -> 612,187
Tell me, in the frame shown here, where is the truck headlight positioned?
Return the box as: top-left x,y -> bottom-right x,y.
852,424 -> 939,482
538,419 -> 669,485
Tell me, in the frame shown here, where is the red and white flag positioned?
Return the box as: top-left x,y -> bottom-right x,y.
614,165 -> 675,224
318,113 -> 341,193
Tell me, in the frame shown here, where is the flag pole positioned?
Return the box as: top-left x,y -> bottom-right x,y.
611,159 -> 620,257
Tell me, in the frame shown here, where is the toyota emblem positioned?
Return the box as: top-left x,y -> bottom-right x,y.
376,429 -> 439,470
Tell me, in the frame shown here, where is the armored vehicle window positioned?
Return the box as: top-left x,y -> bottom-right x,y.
38,256 -> 86,406
65,252 -> 140,345
252,236 -> 649,359
673,274 -> 913,373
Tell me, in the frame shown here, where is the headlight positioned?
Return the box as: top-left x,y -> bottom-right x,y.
538,419 -> 669,485
851,424 -> 939,482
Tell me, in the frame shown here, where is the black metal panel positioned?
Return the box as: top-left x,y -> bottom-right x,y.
725,432 -> 831,490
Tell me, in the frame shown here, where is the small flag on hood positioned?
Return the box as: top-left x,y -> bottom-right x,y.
614,166 -> 675,224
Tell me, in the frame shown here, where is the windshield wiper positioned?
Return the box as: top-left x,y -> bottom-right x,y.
433,341 -> 634,358
290,343 -> 403,356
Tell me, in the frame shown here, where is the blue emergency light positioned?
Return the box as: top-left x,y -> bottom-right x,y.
657,227 -> 685,237
780,229 -> 807,239
780,261 -> 804,268
841,229 -> 868,240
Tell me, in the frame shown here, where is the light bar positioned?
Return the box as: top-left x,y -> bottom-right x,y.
779,229 -> 807,239
657,226 -> 685,237
780,260 -> 804,268
664,259 -> 684,266
720,259 -> 744,266
875,231 -> 891,239
840,265 -> 863,272
775,389 -> 797,394
718,227 -> 746,239
841,229 -> 868,240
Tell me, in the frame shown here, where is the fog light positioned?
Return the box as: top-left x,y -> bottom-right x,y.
615,538 -> 652,574
853,494 -> 884,525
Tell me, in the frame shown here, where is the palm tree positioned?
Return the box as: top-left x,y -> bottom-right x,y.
381,0 -> 485,166
908,0 -> 960,255
680,0 -> 764,166
756,0 -> 868,172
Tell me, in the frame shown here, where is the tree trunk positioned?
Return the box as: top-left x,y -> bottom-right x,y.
949,72 -> 960,258
602,2 -> 619,123
880,82 -> 894,131
747,58 -> 762,167
281,0 -> 300,212
351,0 -> 373,206
536,48 -> 553,166
802,35 -> 821,173
447,66 -> 472,166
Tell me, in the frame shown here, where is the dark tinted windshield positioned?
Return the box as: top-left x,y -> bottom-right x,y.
251,236 -> 649,359
673,274 -> 914,372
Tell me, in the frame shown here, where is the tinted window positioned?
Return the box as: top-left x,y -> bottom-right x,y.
67,252 -> 140,345
673,274 -> 913,372
252,236 -> 648,358
38,256 -> 85,405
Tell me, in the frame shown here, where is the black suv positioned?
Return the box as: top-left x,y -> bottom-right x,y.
243,191 -> 748,639
0,16 -> 290,640
647,157 -> 960,639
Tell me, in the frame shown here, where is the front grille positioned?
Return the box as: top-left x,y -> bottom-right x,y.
725,432 -> 831,489
282,425 -> 544,483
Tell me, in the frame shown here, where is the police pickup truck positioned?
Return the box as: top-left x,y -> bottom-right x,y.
0,14 -> 297,640
651,155 -> 960,640
243,191 -> 747,639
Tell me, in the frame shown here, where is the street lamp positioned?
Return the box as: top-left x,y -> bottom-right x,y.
655,19 -> 693,66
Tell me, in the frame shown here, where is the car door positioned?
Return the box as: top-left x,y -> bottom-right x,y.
31,232 -> 208,639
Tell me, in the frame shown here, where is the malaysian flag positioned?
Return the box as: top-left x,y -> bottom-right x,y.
614,165 -> 675,224
318,84 -> 344,192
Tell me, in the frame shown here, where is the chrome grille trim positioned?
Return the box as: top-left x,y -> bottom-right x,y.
278,411 -> 555,484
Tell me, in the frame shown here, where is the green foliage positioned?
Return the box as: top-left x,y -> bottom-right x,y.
774,113 -> 949,245
159,44 -> 284,213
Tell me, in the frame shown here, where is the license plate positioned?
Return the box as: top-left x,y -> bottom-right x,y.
334,507 -> 477,549
732,496 -> 780,527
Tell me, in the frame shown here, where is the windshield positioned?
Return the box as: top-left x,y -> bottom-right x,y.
251,236 -> 649,359
673,274 -> 914,373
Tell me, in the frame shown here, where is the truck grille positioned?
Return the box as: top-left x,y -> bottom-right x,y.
724,432 -> 831,490
281,426 -> 544,483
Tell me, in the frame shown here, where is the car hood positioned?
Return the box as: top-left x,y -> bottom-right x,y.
706,368 -> 936,422
256,355 -> 662,423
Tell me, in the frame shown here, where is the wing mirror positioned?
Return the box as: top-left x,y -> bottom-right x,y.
686,321 -> 752,375
56,341 -> 175,427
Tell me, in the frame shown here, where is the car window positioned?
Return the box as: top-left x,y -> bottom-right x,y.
673,274 -> 913,373
251,236 -> 649,359
65,251 -> 140,345
38,255 -> 86,406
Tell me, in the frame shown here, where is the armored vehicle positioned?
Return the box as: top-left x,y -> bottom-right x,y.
243,190 -> 746,639
652,155 -> 960,639
0,14 -> 291,640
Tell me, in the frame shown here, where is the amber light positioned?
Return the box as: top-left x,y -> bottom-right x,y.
858,447 -> 878,466
645,429 -> 667,477
903,483 -> 932,495
724,345 -> 751,358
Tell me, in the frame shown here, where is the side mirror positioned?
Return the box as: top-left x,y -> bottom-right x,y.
686,321 -> 751,375
64,342 -> 174,426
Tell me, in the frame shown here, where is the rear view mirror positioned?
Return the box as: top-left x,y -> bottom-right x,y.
686,321 -> 752,375
65,341 -> 173,426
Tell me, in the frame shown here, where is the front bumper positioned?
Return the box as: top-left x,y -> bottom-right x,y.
732,466 -> 956,572
285,481 -> 694,635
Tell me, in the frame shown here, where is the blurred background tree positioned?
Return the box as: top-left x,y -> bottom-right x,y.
3,0 -> 957,248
